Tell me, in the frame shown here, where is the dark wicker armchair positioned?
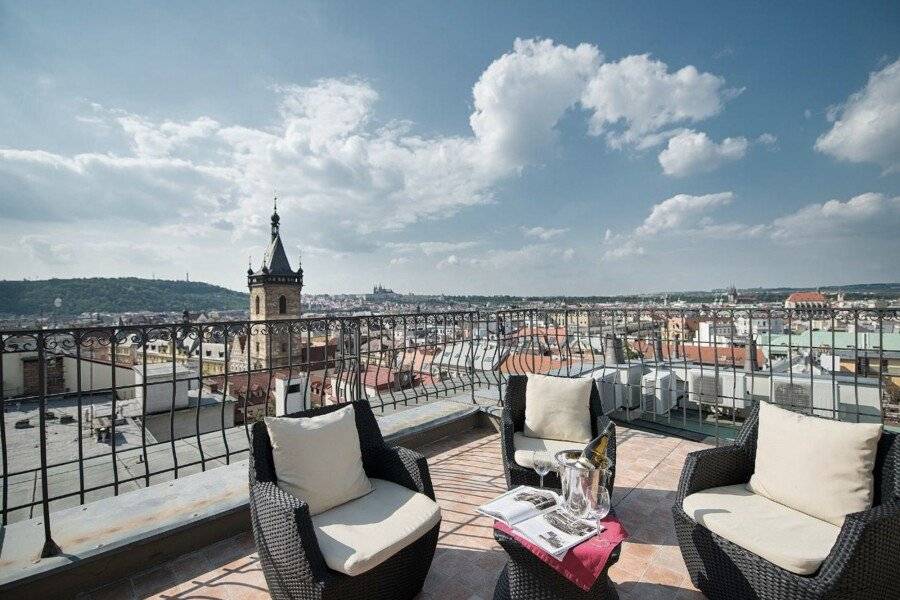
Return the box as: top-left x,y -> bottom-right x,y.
500,374 -> 616,493
249,401 -> 440,600
673,403 -> 900,600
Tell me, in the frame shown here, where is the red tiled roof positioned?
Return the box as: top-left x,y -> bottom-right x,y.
514,326 -> 568,345
499,353 -> 574,374
632,340 -> 765,367
360,365 -> 397,390
787,291 -> 826,303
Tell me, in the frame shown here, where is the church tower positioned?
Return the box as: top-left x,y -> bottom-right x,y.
243,196 -> 304,369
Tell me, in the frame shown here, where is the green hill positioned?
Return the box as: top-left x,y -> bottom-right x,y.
0,278 -> 249,316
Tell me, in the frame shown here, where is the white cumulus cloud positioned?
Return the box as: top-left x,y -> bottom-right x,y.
582,54 -> 741,149
470,38 -> 601,172
636,192 -> 735,235
0,38 -> 746,239
771,192 -> 900,241
522,226 -> 569,240
386,241 -> 481,256
602,236 -> 645,260
815,58 -> 900,172
657,130 -> 748,177
0,37 -> 755,284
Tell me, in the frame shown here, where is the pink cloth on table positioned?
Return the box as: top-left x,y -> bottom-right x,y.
494,515 -> 628,592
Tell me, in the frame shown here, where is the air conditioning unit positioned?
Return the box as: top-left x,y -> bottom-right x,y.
772,380 -> 812,409
641,369 -> 683,415
687,371 -> 721,407
764,374 -> 882,423
718,371 -> 750,411
588,363 -> 644,414
836,379 -> 882,422
589,368 -> 619,415
586,364 -> 643,415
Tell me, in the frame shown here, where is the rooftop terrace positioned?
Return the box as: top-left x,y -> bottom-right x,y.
75,423 -> 710,600
2,306 -> 897,598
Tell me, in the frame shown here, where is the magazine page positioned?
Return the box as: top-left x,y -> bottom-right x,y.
476,486 -> 558,526
514,507 -> 601,559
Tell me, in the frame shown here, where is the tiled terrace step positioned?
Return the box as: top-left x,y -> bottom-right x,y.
0,399 -> 483,599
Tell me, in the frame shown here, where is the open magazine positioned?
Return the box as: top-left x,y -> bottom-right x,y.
477,486 -> 601,559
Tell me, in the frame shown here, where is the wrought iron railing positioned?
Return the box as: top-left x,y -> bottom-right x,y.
1,306 -> 897,557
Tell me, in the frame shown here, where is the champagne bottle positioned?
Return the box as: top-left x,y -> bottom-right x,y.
577,421 -> 612,469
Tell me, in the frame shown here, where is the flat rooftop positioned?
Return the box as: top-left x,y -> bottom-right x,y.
1,390 -> 494,522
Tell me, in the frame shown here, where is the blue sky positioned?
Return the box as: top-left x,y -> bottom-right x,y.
1,1 -> 898,295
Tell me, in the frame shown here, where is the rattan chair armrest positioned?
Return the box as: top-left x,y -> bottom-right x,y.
816,500 -> 900,590
500,407 -> 520,466
249,480 -> 331,584
676,444 -> 754,502
367,445 -> 435,500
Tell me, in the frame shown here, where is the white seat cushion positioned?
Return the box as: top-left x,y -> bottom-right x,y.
524,374 -> 593,443
265,405 -> 373,516
312,478 -> 441,576
683,484 -> 840,576
748,401 -> 882,526
513,432 -> 584,468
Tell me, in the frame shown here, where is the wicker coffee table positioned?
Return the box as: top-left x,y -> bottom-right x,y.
492,527 -> 621,600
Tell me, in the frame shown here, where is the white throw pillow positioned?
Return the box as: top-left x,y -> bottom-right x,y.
747,401 -> 882,526
523,374 -> 593,443
265,405 -> 373,516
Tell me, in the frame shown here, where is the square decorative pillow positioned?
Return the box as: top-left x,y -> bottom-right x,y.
265,404 -> 373,515
524,374 -> 593,443
747,401 -> 882,526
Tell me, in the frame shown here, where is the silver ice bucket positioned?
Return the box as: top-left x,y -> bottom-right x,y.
554,449 -> 611,519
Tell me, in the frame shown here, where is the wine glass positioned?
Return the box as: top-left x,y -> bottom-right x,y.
594,468 -> 612,524
532,451 -> 553,489
594,485 -> 611,521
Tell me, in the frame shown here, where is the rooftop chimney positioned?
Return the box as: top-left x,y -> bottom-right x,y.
604,334 -> 625,365
744,338 -> 759,372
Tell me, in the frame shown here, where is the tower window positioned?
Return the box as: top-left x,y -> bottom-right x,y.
255,295 -> 261,315
278,295 -> 287,314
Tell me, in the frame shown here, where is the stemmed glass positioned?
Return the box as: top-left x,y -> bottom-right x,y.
595,484 -> 611,521
531,451 -> 553,489
594,468 -> 612,523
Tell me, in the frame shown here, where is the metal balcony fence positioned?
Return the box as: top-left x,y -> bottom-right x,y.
1,306 -> 897,558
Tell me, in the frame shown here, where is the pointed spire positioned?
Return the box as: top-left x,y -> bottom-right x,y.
270,192 -> 280,241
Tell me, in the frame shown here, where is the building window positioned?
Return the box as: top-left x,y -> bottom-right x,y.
255,295 -> 261,315
278,295 -> 287,314
256,342 -> 260,353
281,343 -> 287,353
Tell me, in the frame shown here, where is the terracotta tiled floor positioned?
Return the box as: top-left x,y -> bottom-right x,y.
82,424 -> 711,600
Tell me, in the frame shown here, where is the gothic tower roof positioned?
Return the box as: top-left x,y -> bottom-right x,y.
248,196 -> 303,287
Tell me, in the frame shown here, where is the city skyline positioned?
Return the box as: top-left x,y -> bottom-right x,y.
1,1 -> 898,296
